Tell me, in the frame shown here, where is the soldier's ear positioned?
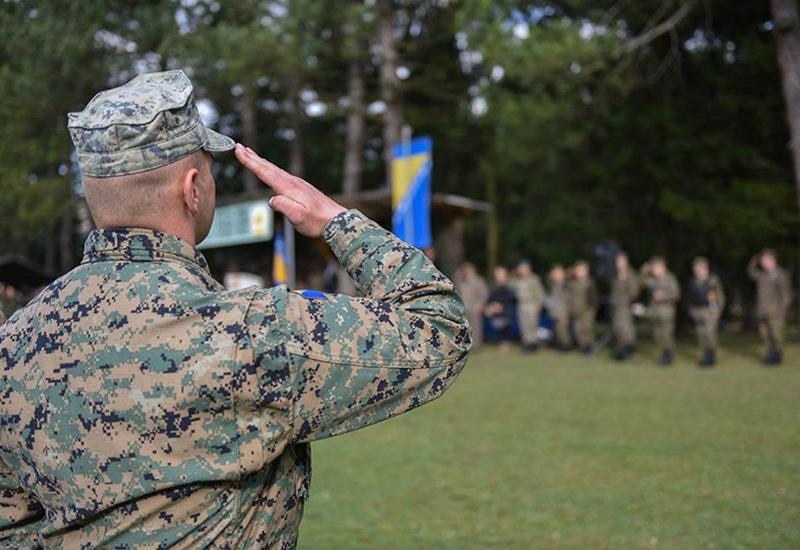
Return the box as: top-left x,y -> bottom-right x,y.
181,168 -> 201,217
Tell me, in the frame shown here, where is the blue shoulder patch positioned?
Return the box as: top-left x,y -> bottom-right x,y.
299,289 -> 327,300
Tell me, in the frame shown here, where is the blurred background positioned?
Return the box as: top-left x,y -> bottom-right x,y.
2,1 -> 799,547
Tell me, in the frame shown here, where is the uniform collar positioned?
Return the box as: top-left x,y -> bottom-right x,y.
82,227 -> 210,273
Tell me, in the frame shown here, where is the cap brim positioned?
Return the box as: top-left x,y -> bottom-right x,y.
203,128 -> 236,154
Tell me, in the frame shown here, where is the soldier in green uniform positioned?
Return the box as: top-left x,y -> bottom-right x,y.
687,257 -> 725,367
748,249 -> 793,365
456,262 -> 489,349
510,260 -> 545,352
547,264 -> 571,351
567,260 -> 598,354
0,71 -> 471,548
641,256 -> 681,366
610,252 -> 640,361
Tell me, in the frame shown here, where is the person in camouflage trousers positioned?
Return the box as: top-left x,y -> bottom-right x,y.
687,257 -> 725,367
456,262 -> 489,349
547,265 -> 571,351
567,261 -> 598,354
510,260 -> 545,352
748,249 -> 793,365
0,71 -> 471,549
641,257 -> 681,366
610,252 -> 640,361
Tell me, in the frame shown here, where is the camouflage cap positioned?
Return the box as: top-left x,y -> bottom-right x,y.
68,70 -> 234,178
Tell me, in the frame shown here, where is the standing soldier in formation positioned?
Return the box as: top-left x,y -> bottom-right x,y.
748,249 -> 793,365
511,260 -> 545,352
567,260 -> 598,354
547,265 -> 571,351
610,252 -> 640,361
641,257 -> 681,366
456,262 -> 489,349
687,257 -> 725,367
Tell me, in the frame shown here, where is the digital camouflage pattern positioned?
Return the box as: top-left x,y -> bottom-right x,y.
0,210 -> 471,548
68,70 -> 235,178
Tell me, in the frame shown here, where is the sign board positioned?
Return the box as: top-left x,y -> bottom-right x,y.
198,199 -> 273,250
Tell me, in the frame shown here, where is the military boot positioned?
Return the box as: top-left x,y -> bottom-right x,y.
763,350 -> 780,367
657,349 -> 673,367
699,348 -> 715,368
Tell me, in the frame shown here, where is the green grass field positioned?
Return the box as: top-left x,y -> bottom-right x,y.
298,336 -> 799,549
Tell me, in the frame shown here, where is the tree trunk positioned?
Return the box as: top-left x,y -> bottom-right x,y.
59,201 -> 74,273
240,85 -> 259,194
289,76 -> 305,178
770,0 -> 800,339
378,0 -> 402,187
343,60 -> 365,196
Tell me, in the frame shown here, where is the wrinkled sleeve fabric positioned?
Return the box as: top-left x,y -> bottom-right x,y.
0,458 -> 44,549
282,210 -> 471,443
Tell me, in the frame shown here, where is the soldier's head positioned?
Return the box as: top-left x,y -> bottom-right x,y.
461,262 -> 478,278
615,252 -> 630,273
650,256 -> 667,277
693,257 -> 709,279
549,265 -> 565,283
760,249 -> 778,272
493,265 -> 509,285
515,260 -> 532,277
572,260 -> 589,279
69,71 -> 235,246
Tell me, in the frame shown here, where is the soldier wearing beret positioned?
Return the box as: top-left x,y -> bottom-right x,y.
0,71 -> 471,548
748,249 -> 793,365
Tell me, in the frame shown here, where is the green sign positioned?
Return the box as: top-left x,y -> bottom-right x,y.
197,198 -> 273,249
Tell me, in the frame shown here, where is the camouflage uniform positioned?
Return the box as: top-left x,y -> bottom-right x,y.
748,258 -> 793,359
642,270 -> 681,354
547,280 -> 570,349
0,309 -> 6,325
510,274 -> 545,348
456,271 -> 489,348
688,274 -> 725,354
567,277 -> 598,351
0,71 -> 470,549
610,270 -> 640,351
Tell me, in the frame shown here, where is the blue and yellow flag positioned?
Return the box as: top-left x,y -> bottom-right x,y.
392,136 -> 432,249
272,229 -> 289,285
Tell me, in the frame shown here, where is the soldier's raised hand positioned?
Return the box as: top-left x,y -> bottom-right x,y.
235,143 -> 346,238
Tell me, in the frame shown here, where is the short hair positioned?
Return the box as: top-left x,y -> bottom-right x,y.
84,150 -> 208,227
761,248 -> 777,259
693,256 -> 709,268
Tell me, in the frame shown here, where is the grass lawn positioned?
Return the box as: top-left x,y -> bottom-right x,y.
298,335 -> 800,549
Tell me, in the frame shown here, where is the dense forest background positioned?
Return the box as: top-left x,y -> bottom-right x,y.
1,0 -> 799,319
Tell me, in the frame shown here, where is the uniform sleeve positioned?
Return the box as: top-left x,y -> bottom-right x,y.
628,274 -> 641,301
747,257 -> 760,281
779,271 -> 793,311
0,458 -> 44,548
282,210 -> 471,443
713,276 -> 726,312
667,275 -> 681,303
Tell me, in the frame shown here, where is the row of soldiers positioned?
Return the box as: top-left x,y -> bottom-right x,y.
456,248 -> 793,367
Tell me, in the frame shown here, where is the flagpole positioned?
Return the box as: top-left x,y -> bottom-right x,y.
284,219 -> 296,290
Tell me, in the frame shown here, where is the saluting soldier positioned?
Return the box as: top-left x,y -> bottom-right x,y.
456,262 -> 489,349
641,257 -> 681,366
547,264 -> 571,351
610,252 -> 640,361
567,260 -> 598,355
0,71 -> 471,548
687,257 -> 725,367
510,260 -> 545,352
748,249 -> 793,365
